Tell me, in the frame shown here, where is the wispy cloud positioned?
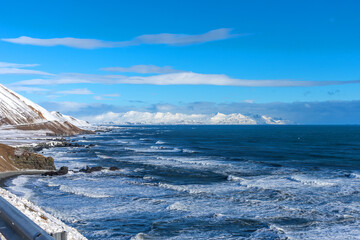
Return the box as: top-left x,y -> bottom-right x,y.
0,67 -> 52,75
7,86 -> 49,93
12,72 -> 360,87
101,65 -> 184,74
94,93 -> 120,100
2,28 -> 242,49
57,88 -> 93,95
0,61 -> 52,75
0,62 -> 39,68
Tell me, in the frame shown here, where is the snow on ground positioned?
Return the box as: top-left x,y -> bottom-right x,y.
0,187 -> 87,240
0,126 -> 55,147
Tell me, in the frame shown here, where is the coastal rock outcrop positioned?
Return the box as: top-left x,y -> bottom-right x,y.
43,166 -> 68,176
0,143 -> 55,171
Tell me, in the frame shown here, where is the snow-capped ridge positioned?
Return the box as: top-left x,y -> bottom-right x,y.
87,111 -> 287,125
0,83 -> 89,128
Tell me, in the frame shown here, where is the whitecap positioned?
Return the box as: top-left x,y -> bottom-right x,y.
166,202 -> 190,211
59,185 -> 111,198
289,175 -> 336,187
227,175 -> 244,182
7,176 -> 33,199
182,149 -> 196,153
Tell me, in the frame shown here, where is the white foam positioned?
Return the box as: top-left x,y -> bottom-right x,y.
125,147 -> 181,153
7,176 -> 33,199
166,202 -> 190,211
289,175 -> 336,187
59,185 -> 111,198
130,233 -> 151,240
182,149 -> 196,153
158,183 -> 207,194
227,175 -> 244,182
97,154 -> 112,159
349,173 -> 360,179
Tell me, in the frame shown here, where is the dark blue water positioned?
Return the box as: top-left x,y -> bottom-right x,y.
5,126 -> 360,239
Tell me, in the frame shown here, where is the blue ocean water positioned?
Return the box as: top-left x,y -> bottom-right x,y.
5,125 -> 360,239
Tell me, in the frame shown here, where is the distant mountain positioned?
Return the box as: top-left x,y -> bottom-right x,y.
88,111 -> 287,125
0,83 -> 91,135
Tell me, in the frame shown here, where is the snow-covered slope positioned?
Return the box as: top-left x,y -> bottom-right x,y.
50,111 -> 90,127
0,83 -> 89,127
87,111 -> 287,125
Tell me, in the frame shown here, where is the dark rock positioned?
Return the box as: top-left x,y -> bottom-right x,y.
109,166 -> 120,171
79,166 -> 90,173
42,171 -> 58,176
88,166 -> 103,173
79,165 -> 104,173
57,166 -> 68,175
42,166 -> 69,176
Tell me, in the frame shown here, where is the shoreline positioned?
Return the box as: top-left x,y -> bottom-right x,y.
0,132 -> 96,240
0,170 -> 48,187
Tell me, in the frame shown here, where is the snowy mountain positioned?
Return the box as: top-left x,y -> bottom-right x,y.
0,83 -> 90,135
87,111 -> 287,125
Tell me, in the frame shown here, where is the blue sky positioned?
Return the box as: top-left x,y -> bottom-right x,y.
1,0 -> 360,123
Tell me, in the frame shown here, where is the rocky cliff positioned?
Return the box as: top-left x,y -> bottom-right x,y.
0,143 -> 55,172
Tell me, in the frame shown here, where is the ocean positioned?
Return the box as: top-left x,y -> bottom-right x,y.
4,125 -> 360,239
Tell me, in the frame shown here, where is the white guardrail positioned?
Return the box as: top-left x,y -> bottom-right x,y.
0,196 -> 66,240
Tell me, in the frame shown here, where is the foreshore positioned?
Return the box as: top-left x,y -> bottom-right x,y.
0,133 -> 91,240
0,170 -> 48,187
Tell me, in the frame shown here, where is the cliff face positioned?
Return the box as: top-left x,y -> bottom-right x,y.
0,144 -> 55,172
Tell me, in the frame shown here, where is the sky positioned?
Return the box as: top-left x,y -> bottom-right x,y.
1,0 -> 360,124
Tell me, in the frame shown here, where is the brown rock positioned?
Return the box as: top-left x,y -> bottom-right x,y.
0,143 -> 55,172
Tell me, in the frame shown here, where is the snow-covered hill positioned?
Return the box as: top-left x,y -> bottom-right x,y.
87,111 -> 287,125
0,83 -> 89,127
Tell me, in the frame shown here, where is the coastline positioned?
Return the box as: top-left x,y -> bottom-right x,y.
0,170 -> 48,187
0,132 -> 93,240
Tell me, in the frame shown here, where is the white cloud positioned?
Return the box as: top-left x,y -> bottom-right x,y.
0,67 -> 52,75
103,93 -> 120,97
2,28 -> 241,49
1,36 -> 112,49
0,62 -> 39,68
7,86 -> 49,93
11,72 -> 360,87
57,88 -> 93,95
94,93 -> 120,101
0,61 -> 52,76
101,65 -> 184,74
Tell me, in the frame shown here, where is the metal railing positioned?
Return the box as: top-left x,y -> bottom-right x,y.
0,196 -> 54,240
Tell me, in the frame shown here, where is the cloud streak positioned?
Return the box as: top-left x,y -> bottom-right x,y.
2,28 -> 242,49
0,61 -> 52,75
101,65 -> 184,74
12,72 -> 360,87
57,88 -> 93,95
0,62 -> 39,68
